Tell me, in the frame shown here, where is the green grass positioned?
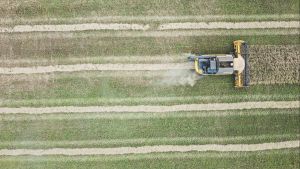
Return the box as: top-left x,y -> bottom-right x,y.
0,74 -> 298,101
1,94 -> 298,107
0,150 -> 299,169
0,111 -> 298,148
0,134 -> 298,149
1,1 -> 299,168
2,14 -> 299,26
1,34 -> 298,60
0,108 -> 299,149
1,0 -> 299,18
0,29 -> 299,67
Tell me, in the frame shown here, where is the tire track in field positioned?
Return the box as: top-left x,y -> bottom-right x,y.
0,21 -> 298,33
0,63 -> 193,74
0,101 -> 298,114
0,141 -> 298,156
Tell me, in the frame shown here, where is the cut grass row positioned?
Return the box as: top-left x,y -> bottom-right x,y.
0,55 -> 186,67
0,63 -> 193,74
1,21 -> 298,33
0,110 -> 298,148
0,37 -> 297,69
0,74 -> 299,102
1,94 -> 298,107
1,14 -> 299,26
0,34 -> 298,60
0,101 -> 298,114
0,108 -> 298,149
0,44 -> 299,68
1,141 -> 299,155
1,135 -> 298,150
1,0 -> 298,18
1,105 -> 298,116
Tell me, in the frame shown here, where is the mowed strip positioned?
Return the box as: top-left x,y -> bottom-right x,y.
1,134 -> 298,149
1,29 -> 298,40
1,34 -> 297,61
0,63 -> 193,74
0,101 -> 298,114
159,21 -> 299,30
0,94 -> 298,107
0,141 -> 298,156
1,14 -> 298,24
0,21 -> 298,33
1,112 -> 298,149
0,55 -> 185,67
0,23 -> 150,32
3,109 -> 299,121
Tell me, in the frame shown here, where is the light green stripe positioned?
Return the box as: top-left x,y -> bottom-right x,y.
0,95 -> 297,107
1,14 -> 299,25
0,149 -> 297,162
0,108 -> 299,121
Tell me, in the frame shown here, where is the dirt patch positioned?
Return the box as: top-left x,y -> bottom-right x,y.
0,101 -> 298,114
0,140 -> 298,156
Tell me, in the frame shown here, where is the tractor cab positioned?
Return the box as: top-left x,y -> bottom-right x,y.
188,54 -> 235,75
197,56 -> 219,74
187,40 -> 249,87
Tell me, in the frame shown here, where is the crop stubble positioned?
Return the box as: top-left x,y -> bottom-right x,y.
249,45 -> 300,84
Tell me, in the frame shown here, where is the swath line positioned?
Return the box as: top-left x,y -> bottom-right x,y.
2,109 -> 299,121
159,21 -> 299,30
0,101 -> 298,114
0,23 -> 150,33
0,63 -> 193,74
2,29 -> 298,39
0,21 -> 298,33
1,134 -> 297,148
1,14 -> 299,24
0,141 -> 298,156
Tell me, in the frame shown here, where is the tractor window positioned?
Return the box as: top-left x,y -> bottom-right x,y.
210,60 -> 217,70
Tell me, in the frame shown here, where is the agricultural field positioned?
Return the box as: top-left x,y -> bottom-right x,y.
0,0 -> 299,168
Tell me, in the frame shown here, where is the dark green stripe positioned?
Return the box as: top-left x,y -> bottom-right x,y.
0,150 -> 298,169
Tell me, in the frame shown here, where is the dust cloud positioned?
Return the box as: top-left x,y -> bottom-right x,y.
156,69 -> 202,86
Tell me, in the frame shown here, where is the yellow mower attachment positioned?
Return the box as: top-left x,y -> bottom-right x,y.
194,58 -> 203,74
233,40 -> 250,88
